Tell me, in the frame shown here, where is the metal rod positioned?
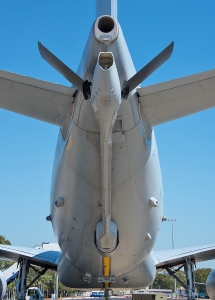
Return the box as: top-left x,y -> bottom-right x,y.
54,273 -> 59,300
18,259 -> 28,300
165,267 -> 187,289
26,268 -> 48,289
172,220 -> 174,249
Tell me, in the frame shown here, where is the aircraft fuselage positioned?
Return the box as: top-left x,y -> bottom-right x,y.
50,16 -> 163,288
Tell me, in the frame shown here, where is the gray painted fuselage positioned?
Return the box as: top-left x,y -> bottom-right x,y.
50,19 -> 163,289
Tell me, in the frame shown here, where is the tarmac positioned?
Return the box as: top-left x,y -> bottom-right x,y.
61,298 -> 206,300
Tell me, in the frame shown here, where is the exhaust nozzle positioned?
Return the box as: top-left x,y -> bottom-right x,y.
94,15 -> 118,44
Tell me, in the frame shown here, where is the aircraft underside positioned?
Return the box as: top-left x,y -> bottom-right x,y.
52,121 -> 163,288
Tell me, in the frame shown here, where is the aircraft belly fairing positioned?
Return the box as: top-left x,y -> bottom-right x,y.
57,251 -> 156,288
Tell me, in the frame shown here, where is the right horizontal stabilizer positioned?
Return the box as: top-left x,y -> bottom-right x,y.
138,69 -> 215,126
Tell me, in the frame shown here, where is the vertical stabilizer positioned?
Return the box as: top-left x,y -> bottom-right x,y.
96,0 -> 117,19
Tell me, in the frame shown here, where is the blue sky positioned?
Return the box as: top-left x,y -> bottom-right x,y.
0,1 -> 215,269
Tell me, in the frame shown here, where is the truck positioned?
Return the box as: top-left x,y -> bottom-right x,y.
26,287 -> 44,300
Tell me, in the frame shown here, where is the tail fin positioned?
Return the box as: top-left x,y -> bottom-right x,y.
96,0 -> 117,19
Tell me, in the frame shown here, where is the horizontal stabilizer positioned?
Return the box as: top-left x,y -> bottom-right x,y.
138,69 -> 215,126
122,42 -> 174,99
0,69 -> 75,125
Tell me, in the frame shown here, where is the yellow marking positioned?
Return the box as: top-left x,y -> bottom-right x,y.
103,256 -> 110,288
104,282 -> 109,288
103,257 -> 110,276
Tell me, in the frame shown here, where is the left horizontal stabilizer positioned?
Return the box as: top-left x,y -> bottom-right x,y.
0,69 -> 75,125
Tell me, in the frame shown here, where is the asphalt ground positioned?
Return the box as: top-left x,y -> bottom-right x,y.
63,297 -> 131,300
62,297 -> 207,300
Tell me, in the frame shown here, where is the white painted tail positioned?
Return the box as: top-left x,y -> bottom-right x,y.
96,0 -> 117,19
